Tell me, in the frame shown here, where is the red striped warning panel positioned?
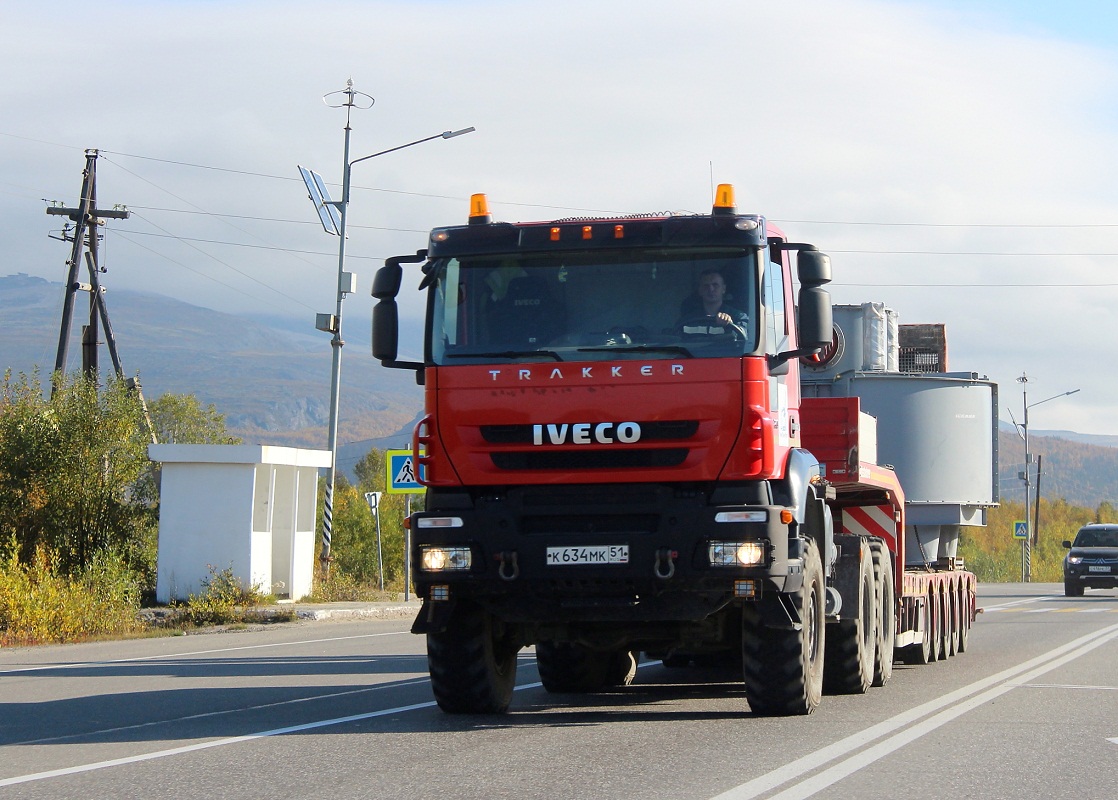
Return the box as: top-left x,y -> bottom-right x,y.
840,505 -> 898,549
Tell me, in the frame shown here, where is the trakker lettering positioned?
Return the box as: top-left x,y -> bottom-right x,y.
487,364 -> 685,381
532,421 -> 641,445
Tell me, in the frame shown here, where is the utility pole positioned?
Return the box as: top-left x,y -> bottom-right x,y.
46,149 -> 130,392
46,151 -> 156,443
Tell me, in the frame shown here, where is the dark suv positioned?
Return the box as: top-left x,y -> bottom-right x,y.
1063,524 -> 1118,596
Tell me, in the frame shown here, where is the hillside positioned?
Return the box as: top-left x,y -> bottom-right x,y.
4,272 -> 1118,508
998,429 -> 1118,511
0,273 -> 423,450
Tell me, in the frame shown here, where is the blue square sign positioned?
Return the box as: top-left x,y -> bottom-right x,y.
386,449 -> 424,493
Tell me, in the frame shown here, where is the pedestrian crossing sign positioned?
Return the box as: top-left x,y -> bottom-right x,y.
1013,520 -> 1028,540
386,449 -> 424,493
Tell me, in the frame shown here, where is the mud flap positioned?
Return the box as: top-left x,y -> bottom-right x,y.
411,598 -> 456,634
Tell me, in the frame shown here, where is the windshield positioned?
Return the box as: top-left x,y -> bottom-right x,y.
1074,528 -> 1118,547
428,248 -> 760,365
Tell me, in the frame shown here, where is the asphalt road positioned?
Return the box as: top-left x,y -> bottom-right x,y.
1,584 -> 1116,800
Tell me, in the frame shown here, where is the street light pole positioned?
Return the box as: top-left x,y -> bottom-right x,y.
1015,373 -> 1080,581
308,81 -> 474,577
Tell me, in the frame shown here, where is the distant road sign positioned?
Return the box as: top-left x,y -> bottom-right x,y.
1013,520 -> 1028,540
386,449 -> 424,493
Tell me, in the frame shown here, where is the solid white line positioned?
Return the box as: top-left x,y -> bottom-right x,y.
761,627 -> 1118,800
981,595 -> 1058,610
0,678 -> 544,786
710,622 -> 1118,800
11,678 -> 433,747
0,630 -> 412,675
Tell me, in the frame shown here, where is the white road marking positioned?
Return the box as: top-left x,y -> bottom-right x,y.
0,678 -> 545,787
981,595 -> 1058,610
710,622 -> 1118,800
0,630 -> 411,675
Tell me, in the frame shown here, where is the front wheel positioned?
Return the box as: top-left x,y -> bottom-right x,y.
1064,580 -> 1084,597
427,601 -> 519,714
742,539 -> 825,715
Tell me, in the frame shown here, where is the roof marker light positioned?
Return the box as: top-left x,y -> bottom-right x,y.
614,224 -> 625,239
713,183 -> 736,215
550,226 -> 561,241
582,225 -> 593,240
469,193 -> 491,225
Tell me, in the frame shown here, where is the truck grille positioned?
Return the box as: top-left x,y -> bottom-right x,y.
491,448 -> 688,471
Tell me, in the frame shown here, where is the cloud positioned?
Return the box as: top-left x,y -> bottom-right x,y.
3,0 -> 1117,434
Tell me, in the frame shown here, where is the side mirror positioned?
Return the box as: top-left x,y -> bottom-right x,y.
798,250 -> 832,286
1062,540 -> 1072,549
372,299 -> 399,362
797,286 -> 833,350
371,250 -> 427,376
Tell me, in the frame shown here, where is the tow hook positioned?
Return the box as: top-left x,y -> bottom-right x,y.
654,548 -> 677,580
498,551 -> 519,581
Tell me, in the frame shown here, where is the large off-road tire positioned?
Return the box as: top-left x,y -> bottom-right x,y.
536,642 -> 635,693
742,540 -> 825,715
824,541 -> 876,695
427,601 -> 519,714
870,541 -> 895,687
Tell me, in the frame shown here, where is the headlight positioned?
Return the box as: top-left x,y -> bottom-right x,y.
709,541 -> 766,567
1067,555 -> 1083,564
420,546 -> 472,571
714,510 -> 768,523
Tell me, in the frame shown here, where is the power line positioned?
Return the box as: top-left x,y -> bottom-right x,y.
112,230 -> 305,310
120,228 -> 380,260
128,204 -> 429,233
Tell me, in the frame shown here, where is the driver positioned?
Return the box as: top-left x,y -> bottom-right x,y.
679,269 -> 747,327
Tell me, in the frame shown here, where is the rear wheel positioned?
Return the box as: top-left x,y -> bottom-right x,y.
742,539 -> 825,715
870,541 -> 895,687
823,541 -> 876,694
427,601 -> 519,714
536,643 -> 637,692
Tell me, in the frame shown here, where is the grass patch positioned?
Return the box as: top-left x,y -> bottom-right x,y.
0,544 -> 142,646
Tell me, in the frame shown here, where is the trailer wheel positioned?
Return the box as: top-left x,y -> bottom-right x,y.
870,541 -> 895,687
929,587 -> 943,662
946,581 -> 960,658
742,540 -> 825,715
956,581 -> 971,654
427,601 -> 519,714
823,542 -> 875,694
536,641 -> 629,693
898,592 -> 933,665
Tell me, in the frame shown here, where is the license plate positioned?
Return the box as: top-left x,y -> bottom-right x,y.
546,545 -> 629,566
1088,565 -> 1111,573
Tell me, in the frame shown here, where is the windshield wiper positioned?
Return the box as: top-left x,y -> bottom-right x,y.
577,344 -> 695,358
445,350 -> 564,362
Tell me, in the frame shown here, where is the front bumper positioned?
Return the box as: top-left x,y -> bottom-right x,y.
410,483 -> 803,626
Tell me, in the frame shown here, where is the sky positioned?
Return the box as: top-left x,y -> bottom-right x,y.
2,0 -> 1118,438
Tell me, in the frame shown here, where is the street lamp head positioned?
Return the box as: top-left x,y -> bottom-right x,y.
442,127 -> 476,139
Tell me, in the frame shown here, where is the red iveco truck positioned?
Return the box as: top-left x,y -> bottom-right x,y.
371,186 -> 997,715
